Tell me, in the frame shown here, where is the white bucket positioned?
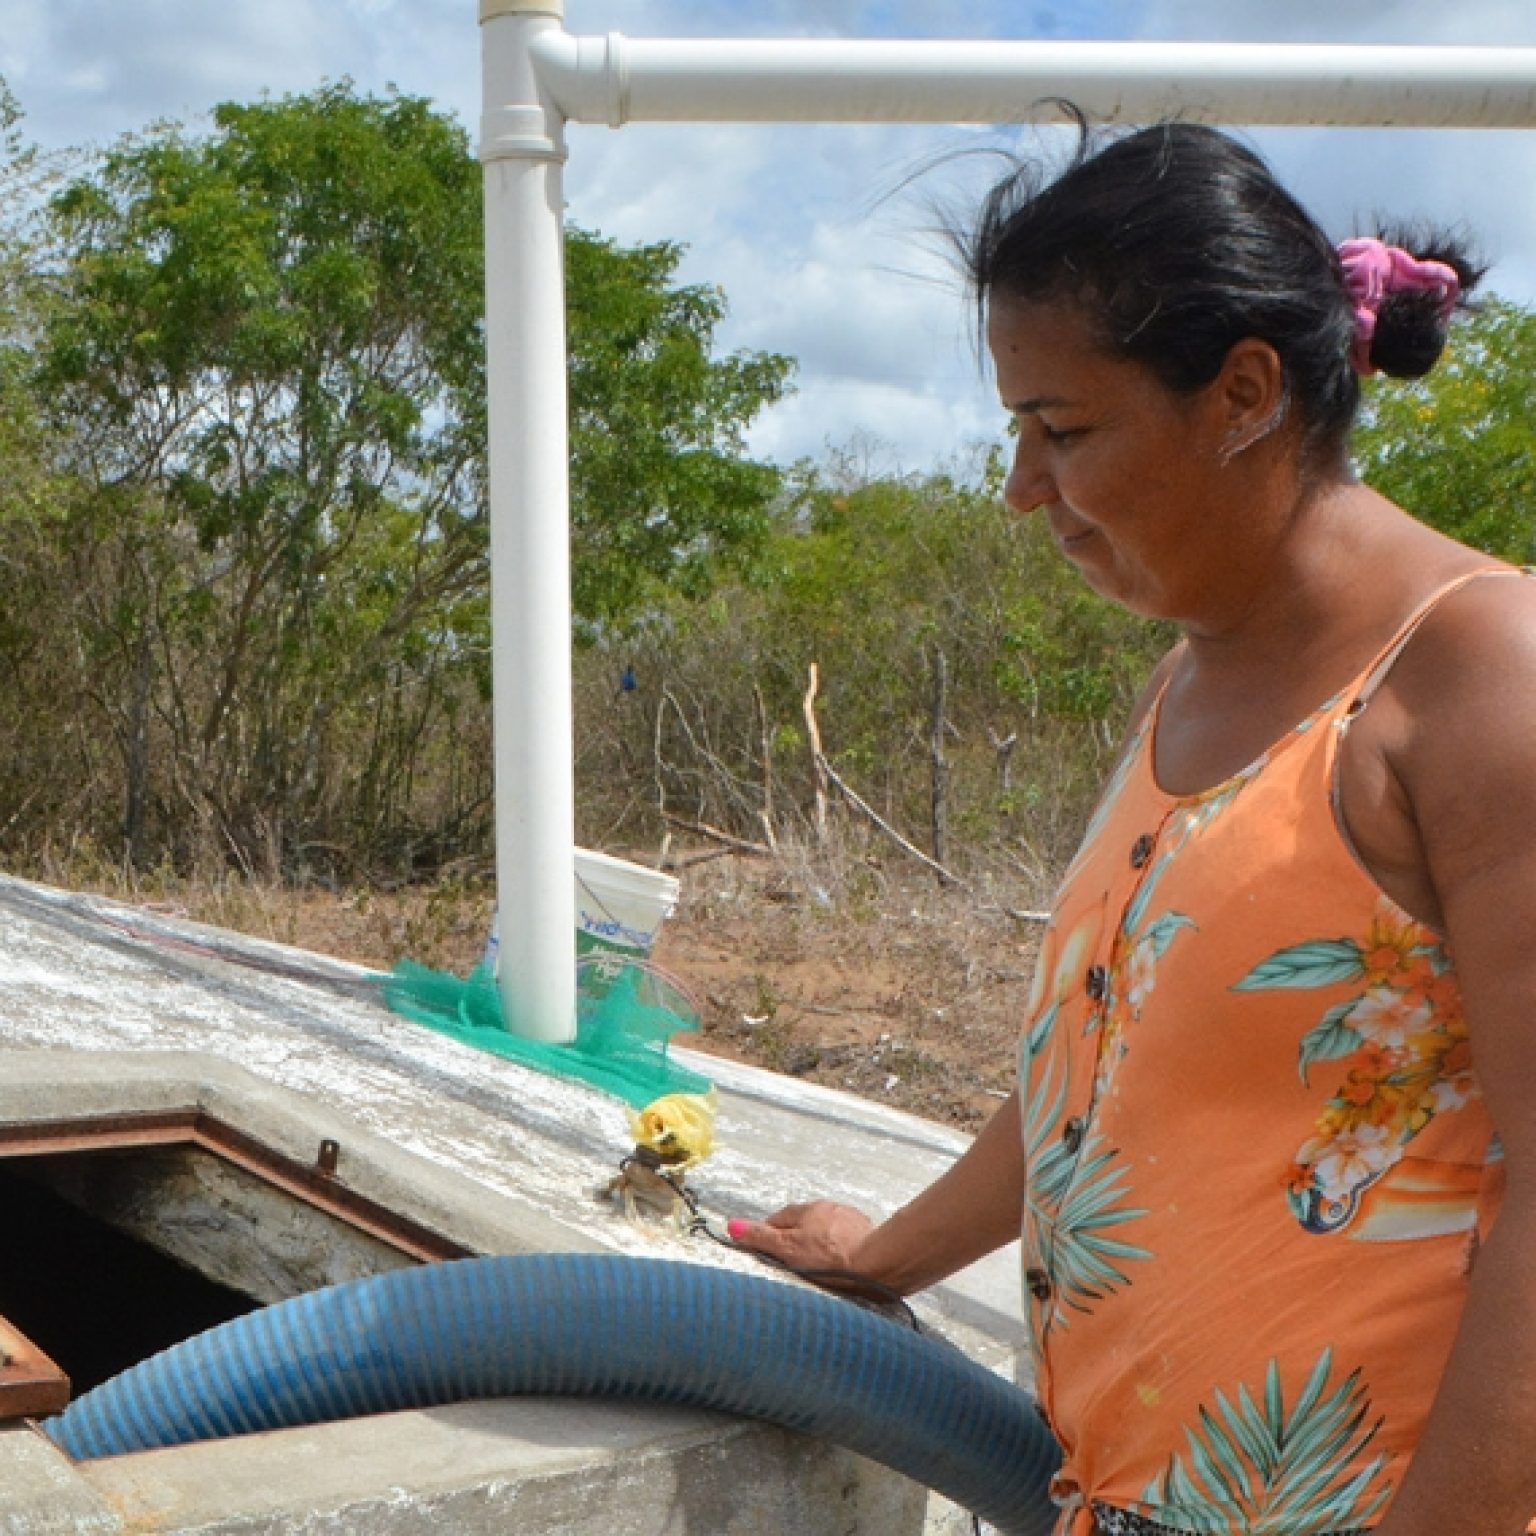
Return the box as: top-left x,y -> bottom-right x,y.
482,848 -> 680,974
574,848 -> 680,956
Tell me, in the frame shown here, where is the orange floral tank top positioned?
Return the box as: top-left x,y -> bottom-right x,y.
1019,571 -> 1518,1536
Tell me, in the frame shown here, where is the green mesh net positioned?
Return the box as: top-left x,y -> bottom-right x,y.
382,950 -> 713,1109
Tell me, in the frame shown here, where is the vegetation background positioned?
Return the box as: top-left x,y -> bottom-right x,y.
3,83 -> 1533,1125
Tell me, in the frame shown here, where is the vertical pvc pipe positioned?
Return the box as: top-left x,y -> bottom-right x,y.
480,0 -> 576,1042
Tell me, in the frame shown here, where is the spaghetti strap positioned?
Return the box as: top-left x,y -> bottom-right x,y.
1349,565 -> 1527,714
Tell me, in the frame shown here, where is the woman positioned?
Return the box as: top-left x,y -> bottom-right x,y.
730,123 -> 1536,1536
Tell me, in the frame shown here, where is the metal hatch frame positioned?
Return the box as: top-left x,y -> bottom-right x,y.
0,1107 -> 473,1422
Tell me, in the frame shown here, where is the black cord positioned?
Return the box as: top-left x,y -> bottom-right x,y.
683,1211 -> 925,1333
614,1155 -> 982,1532
688,1208 -> 983,1533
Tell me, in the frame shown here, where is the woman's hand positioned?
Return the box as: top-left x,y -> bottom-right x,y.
727,1201 -> 877,1279
729,1090 -> 1025,1300
728,1093 -> 1026,1296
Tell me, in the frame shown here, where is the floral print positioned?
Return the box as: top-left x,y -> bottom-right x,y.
1017,572 -> 1519,1536
1022,915 -> 1153,1333
1095,909 -> 1196,1092
1094,1511 -> 1365,1536
1234,901 -> 1480,1236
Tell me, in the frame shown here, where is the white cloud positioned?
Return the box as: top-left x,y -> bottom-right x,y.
744,377 -> 1000,477
10,0 -> 374,146
7,0 -> 1536,464
559,117 -> 1070,464
705,225 -> 963,382
1129,0 -> 1536,45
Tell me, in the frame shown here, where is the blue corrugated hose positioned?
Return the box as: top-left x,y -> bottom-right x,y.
46,1253 -> 1061,1535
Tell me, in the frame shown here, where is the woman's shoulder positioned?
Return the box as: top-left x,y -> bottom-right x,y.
1343,489 -> 1527,706
1362,563 -> 1536,812
1124,641 -> 1186,737
1385,564 -> 1536,710
1334,562 -> 1536,931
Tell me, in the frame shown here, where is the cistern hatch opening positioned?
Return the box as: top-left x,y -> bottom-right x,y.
0,1158 -> 260,1397
0,1110 -> 470,1425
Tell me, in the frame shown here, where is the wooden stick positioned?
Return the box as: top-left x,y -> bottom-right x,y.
660,810 -> 772,857
929,648 -> 950,874
987,725 -> 1019,793
802,663 -> 829,845
977,902 -> 1053,924
652,693 -> 669,823
817,752 -> 965,888
671,847 -> 740,871
753,682 -> 779,854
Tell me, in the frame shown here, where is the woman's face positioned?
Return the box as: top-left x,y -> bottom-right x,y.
988,297 -> 1232,621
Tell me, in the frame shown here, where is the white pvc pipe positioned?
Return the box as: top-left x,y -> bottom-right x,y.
480,1 -> 577,1043
479,20 -> 1536,1050
533,34 -> 1536,129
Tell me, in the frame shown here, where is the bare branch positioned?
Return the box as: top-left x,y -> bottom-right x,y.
661,810 -> 772,858
817,752 -> 965,889
802,663 -> 829,845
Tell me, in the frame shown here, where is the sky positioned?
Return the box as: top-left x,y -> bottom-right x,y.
5,1 -> 1536,473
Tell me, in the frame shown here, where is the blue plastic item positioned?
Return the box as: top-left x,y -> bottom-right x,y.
47,1253 -> 1061,1535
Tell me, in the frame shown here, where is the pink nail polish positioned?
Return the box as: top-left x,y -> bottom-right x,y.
727,1218 -> 750,1241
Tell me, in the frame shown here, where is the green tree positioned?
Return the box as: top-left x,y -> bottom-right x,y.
38,85 -> 493,870
567,233 -> 790,626
0,76 -> 73,518
576,457 -> 1170,870
21,82 -> 788,874
1355,299 -> 1536,562
0,83 -> 88,855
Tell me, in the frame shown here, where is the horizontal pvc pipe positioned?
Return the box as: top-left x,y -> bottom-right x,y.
534,33 -> 1536,129
46,1254 -> 1062,1536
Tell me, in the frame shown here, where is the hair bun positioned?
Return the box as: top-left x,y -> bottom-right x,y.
1358,228 -> 1485,380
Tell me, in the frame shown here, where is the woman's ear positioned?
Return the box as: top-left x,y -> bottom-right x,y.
1212,337 -> 1290,463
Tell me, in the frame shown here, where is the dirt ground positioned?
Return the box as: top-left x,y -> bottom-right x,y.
84,847 -> 1048,1132
652,856 -> 1043,1129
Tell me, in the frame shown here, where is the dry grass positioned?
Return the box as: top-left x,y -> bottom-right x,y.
659,848 -> 1046,1128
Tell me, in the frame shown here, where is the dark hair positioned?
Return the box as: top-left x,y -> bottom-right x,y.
961,115 -> 1483,459
1362,222 -> 1481,379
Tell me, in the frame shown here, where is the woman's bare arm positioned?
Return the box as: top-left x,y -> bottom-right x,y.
729,1088 -> 1024,1295
1367,578 -> 1536,1536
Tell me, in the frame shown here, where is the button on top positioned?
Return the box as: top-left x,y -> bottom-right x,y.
1130,833 -> 1155,869
1061,1116 -> 1086,1153
1025,1267 -> 1053,1301
1085,964 -> 1109,1001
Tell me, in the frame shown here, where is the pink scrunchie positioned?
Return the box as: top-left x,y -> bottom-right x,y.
1338,236 -> 1460,376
